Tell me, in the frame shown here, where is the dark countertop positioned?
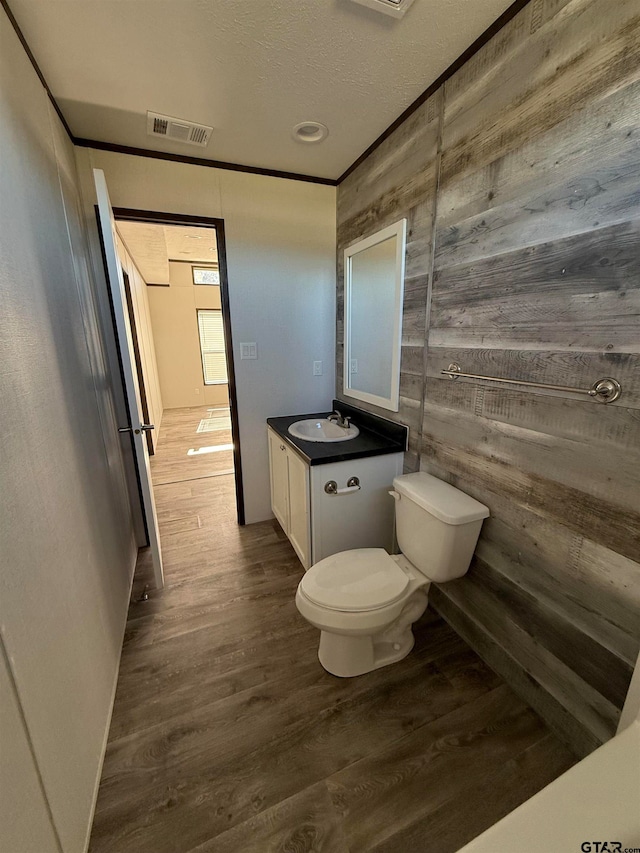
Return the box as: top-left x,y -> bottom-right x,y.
267,402 -> 407,466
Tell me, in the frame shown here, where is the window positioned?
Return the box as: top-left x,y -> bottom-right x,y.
193,266 -> 220,285
197,310 -> 228,384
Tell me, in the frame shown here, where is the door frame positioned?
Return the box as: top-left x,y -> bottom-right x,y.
112,207 -> 245,526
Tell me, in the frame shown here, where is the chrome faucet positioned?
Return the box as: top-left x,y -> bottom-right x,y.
328,409 -> 351,429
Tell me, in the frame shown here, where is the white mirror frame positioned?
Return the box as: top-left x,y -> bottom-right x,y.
343,219 -> 406,412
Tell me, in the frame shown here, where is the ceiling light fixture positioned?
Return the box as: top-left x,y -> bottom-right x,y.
292,121 -> 329,144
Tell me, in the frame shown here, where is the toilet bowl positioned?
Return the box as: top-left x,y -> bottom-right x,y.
295,471 -> 489,677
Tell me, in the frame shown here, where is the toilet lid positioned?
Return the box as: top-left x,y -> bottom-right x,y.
300,549 -> 409,612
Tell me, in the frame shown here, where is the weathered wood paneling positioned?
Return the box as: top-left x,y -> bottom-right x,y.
426,347 -> 640,405
336,91 -> 442,472
337,0 -> 640,756
440,0 -> 640,189
432,222 -> 640,352
426,0 -> 640,754
437,120 -> 640,268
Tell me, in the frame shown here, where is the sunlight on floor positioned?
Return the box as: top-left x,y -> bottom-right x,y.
187,443 -> 234,456
196,416 -> 233,433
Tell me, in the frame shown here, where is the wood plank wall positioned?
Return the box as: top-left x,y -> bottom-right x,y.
337,0 -> 640,757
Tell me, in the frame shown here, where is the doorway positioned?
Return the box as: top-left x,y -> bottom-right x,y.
112,207 -> 244,526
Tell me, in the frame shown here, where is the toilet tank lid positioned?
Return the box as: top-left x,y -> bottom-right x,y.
393,472 -> 490,525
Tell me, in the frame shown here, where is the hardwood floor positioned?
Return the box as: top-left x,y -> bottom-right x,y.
89,406 -> 576,853
150,405 -> 234,485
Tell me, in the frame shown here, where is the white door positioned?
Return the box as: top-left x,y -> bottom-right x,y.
93,169 -> 164,589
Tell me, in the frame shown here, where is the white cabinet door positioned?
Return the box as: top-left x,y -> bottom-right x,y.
287,449 -> 311,569
268,428 -> 289,532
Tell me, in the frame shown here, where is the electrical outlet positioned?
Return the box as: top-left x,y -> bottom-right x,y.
240,342 -> 257,360
313,361 -> 322,376
350,359 -> 358,374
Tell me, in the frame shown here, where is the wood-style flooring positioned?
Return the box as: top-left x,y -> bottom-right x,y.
150,405 -> 234,486
89,406 -> 576,853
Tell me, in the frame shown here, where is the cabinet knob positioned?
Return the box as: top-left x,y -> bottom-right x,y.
280,444 -> 286,451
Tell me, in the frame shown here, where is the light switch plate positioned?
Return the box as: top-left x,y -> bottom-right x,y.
240,342 -> 257,360
313,361 -> 322,376
350,359 -> 358,374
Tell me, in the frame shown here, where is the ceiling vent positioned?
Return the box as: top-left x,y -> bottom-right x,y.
349,0 -> 416,18
146,112 -> 213,147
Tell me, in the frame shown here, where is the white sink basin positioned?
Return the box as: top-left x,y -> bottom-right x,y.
288,418 -> 360,443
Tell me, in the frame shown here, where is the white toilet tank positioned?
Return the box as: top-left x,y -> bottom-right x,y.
392,472 -> 490,582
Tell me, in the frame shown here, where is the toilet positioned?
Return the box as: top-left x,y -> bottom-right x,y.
295,471 -> 490,677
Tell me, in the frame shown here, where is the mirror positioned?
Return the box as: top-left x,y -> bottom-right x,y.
343,219 -> 406,412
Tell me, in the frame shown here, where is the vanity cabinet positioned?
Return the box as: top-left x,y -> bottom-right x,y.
268,428 -> 311,566
267,426 -> 403,570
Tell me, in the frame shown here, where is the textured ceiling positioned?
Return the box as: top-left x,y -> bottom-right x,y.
9,0 -> 515,180
117,222 -> 218,284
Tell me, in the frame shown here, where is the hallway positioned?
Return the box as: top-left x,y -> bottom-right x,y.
88,411 -> 576,853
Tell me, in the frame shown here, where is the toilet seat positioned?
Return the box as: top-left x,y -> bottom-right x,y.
300,548 -> 410,612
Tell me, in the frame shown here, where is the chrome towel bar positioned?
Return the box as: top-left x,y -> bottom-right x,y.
441,363 -> 622,404
324,476 -> 361,495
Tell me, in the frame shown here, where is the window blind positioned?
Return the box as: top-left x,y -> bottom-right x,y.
197,310 -> 228,384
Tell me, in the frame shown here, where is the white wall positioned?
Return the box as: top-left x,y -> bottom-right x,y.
76,149 -> 337,523
0,641 -> 60,853
147,261 -> 229,409
0,8 -> 137,852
